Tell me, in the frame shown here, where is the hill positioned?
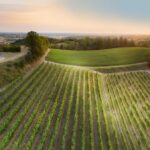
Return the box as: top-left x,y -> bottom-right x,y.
46,47 -> 150,66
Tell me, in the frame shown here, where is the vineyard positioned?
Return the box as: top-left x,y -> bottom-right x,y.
0,62 -> 149,150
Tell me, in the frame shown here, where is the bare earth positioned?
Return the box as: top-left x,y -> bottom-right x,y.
0,46 -> 28,63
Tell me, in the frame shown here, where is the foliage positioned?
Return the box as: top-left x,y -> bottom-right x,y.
13,39 -> 26,45
26,31 -> 49,58
0,62 -> 24,88
50,37 -> 135,50
0,31 -> 49,89
0,44 -> 20,52
138,40 -> 150,47
148,56 -> 150,67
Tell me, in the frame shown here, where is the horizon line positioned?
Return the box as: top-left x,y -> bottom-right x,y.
0,32 -> 150,36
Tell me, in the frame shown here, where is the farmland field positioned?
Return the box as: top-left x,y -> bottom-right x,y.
46,47 -> 150,66
0,62 -> 149,150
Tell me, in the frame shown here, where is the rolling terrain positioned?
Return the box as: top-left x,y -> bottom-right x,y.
47,47 -> 150,66
0,62 -> 149,150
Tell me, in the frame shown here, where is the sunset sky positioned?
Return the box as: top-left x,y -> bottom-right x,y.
0,0 -> 150,34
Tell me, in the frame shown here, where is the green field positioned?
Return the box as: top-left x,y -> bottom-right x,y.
0,62 -> 149,150
47,47 -> 150,66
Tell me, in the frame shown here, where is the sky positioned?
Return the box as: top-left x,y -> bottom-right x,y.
0,0 -> 150,34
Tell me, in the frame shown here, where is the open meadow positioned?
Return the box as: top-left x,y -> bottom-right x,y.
47,47 -> 150,66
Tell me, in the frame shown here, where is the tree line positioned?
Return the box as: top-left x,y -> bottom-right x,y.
14,35 -> 136,51
50,37 -> 135,50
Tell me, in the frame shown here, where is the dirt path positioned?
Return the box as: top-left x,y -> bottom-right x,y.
0,46 -> 28,63
0,48 -> 50,92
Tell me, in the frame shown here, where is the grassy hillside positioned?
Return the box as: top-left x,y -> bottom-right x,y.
0,59 -> 26,89
47,47 -> 150,66
0,62 -> 149,149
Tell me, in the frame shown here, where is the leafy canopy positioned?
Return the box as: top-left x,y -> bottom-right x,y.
26,31 -> 49,57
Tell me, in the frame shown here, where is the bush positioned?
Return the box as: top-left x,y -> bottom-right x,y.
1,45 -> 21,52
25,31 -> 49,58
148,56 -> 150,67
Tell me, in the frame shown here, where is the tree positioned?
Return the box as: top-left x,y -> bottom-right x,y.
148,55 -> 150,67
26,31 -> 49,58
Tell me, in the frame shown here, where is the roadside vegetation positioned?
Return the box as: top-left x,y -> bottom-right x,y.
0,62 -> 24,88
0,31 -> 49,88
0,45 -> 21,52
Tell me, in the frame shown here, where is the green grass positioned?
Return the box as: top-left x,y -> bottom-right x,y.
0,57 -> 33,89
47,47 -> 150,66
0,63 -> 24,89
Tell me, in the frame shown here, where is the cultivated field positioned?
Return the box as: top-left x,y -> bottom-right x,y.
0,62 -> 149,150
47,47 -> 150,66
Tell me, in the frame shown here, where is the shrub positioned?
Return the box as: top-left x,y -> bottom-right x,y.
148,56 -> 150,67
1,45 -> 21,52
25,31 -> 49,58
